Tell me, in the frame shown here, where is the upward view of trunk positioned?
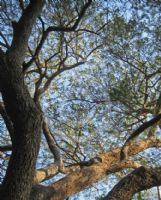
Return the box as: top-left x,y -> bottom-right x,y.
0,1 -> 44,199
0,1 -> 161,200
0,56 -> 42,199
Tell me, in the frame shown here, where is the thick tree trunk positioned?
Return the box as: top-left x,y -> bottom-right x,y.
0,55 -> 42,199
0,1 -> 44,199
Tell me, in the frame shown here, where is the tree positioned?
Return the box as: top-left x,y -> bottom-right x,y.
0,0 -> 161,200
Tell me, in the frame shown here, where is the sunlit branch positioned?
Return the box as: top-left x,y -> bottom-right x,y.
35,137 -> 161,185
49,137 -> 161,199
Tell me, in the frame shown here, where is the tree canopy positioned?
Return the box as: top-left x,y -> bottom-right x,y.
0,0 -> 161,199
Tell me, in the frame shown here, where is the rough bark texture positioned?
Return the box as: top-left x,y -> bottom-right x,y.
0,1 -> 161,200
30,185 -> 59,200
0,1 -> 44,199
104,166 -> 161,200
0,58 -> 42,199
50,137 -> 161,199
31,137 -> 161,199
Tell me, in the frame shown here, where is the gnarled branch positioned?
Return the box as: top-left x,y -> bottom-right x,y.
104,166 -> 161,200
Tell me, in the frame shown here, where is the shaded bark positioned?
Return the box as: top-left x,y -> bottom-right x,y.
0,1 -> 44,199
0,45 -> 42,200
104,166 -> 161,200
30,185 -> 59,200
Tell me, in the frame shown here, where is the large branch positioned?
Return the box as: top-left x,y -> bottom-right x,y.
104,166 -> 161,200
33,137 -> 161,199
31,161 -> 141,200
51,137 -> 161,199
34,162 -> 82,184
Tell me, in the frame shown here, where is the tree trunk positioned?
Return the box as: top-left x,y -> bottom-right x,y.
0,1 -> 44,198
0,55 -> 42,199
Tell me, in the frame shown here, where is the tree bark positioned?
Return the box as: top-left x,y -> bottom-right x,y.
103,166 -> 161,200
0,43 -> 42,200
0,1 -> 44,199
32,137 -> 161,199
